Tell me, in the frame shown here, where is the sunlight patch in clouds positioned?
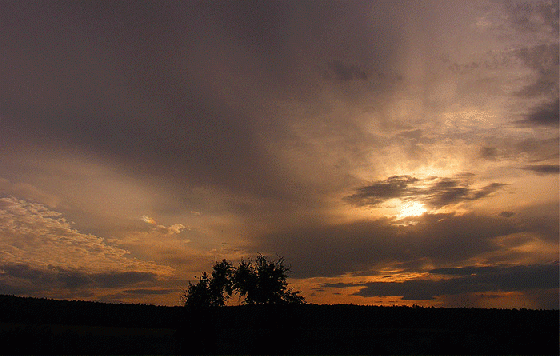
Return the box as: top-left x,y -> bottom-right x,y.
397,201 -> 427,219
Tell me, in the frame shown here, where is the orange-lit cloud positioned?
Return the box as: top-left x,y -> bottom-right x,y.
141,215 -> 157,225
0,197 -> 173,301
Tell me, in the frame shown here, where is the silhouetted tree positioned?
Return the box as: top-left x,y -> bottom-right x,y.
183,260 -> 234,308
179,260 -> 236,353
179,256 -> 304,354
182,255 -> 304,307
233,255 -> 305,305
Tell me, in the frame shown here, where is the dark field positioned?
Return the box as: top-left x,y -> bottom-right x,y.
0,295 -> 557,354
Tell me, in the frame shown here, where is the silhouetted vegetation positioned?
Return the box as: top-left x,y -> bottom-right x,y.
182,255 -> 305,308
178,255 -> 305,353
0,294 -> 557,354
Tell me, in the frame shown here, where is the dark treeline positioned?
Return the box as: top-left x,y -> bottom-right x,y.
0,295 -> 558,355
0,294 -> 179,328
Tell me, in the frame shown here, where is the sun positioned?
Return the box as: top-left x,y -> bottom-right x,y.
397,201 -> 427,219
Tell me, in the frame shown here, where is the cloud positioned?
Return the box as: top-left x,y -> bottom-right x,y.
0,0 -> 407,207
514,136 -> 559,162
0,197 -> 172,293
0,179 -> 61,208
345,176 -> 419,206
0,262 -> 160,297
94,271 -> 158,288
506,1 -> 559,35
152,223 -> 187,236
255,212 -> 533,279
324,61 -> 368,81
480,147 -> 498,160
514,44 -> 559,98
141,216 -> 186,235
516,99 -> 559,127
345,176 -> 506,209
322,262 -> 559,301
522,164 -> 560,175
255,200 -> 559,282
122,288 -> 176,296
141,216 -> 157,225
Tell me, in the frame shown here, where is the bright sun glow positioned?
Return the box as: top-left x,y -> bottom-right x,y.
397,201 -> 427,219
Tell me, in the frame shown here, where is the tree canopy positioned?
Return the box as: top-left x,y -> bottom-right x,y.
183,255 -> 305,307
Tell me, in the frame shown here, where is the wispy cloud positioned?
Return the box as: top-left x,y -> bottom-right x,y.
0,197 -> 172,298
345,176 -> 506,209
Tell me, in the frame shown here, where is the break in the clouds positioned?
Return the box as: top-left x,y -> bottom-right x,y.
0,0 -> 557,307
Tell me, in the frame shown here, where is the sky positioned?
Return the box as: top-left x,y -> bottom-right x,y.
0,0 -> 558,309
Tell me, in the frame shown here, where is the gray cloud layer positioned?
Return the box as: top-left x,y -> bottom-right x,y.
0,0 -> 406,205
0,263 -> 157,290
323,262 -> 559,302
2,1 -> 554,206
255,206 -> 559,279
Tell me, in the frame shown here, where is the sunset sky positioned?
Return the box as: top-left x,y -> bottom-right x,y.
0,0 -> 558,309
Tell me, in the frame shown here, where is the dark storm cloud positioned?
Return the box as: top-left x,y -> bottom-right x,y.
323,262 -> 559,300
522,164 -> 560,174
0,264 -> 53,282
256,213 -> 525,279
479,136 -> 559,165
0,0 -> 406,206
345,176 -> 506,208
